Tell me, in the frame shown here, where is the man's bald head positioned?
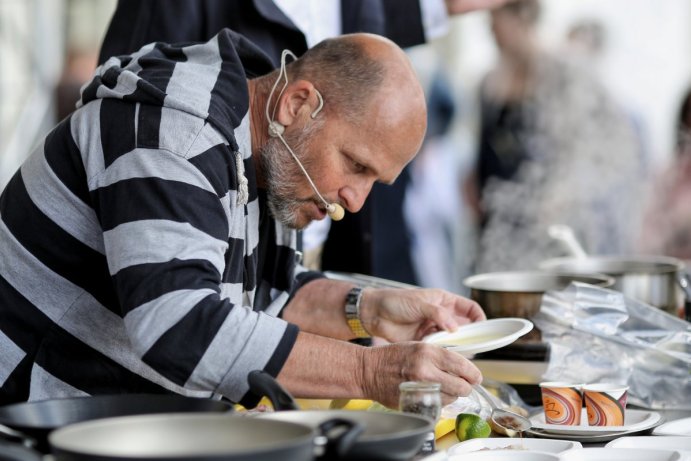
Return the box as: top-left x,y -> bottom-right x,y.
286,33 -> 426,139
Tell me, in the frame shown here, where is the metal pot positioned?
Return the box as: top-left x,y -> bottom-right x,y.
0,394 -> 232,453
463,271 -> 615,319
542,224 -> 687,316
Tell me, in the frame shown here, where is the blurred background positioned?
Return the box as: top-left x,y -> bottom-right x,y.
1,0 -> 690,295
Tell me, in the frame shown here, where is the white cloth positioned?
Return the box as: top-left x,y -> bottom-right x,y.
273,0 -> 341,47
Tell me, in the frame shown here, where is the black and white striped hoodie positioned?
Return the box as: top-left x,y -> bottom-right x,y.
0,29 -> 314,406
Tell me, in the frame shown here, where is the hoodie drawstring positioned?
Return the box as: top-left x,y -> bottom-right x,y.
235,151 -> 248,206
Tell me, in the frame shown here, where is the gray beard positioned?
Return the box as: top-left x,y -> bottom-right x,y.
260,119 -> 324,229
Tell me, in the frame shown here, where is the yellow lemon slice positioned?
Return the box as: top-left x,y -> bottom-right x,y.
434,417 -> 456,439
329,399 -> 373,410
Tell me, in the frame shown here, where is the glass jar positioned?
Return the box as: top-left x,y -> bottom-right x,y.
399,381 -> 442,421
399,381 -> 442,457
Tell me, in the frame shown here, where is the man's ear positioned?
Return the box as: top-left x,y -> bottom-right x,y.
275,80 -> 318,127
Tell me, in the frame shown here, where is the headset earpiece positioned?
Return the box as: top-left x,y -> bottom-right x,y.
268,121 -> 285,138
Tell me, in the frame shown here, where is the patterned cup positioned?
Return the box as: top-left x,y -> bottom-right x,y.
539,382 -> 584,425
583,383 -> 628,426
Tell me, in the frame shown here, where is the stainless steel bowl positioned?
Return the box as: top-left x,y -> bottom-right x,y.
463,271 -> 614,319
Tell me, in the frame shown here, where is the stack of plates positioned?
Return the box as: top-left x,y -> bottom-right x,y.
526,408 -> 663,443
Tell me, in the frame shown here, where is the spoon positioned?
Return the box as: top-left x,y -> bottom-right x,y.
473,384 -> 532,433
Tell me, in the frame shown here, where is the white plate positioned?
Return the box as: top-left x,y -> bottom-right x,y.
448,437 -> 581,455
606,436 -> 691,453
527,409 -> 663,442
559,447 -> 686,461
653,417 -> 691,436
423,318 -> 533,357
447,451 -> 561,461
530,408 -> 661,436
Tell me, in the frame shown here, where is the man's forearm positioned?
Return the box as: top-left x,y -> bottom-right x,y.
276,331 -> 367,399
282,278 -> 357,340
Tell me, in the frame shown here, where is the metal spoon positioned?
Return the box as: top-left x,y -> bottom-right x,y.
473,384 -> 532,432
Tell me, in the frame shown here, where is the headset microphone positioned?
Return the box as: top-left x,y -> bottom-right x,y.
266,50 -> 345,221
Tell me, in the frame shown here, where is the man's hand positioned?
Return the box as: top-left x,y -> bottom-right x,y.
359,288 -> 486,342
445,0 -> 514,15
362,341 -> 482,407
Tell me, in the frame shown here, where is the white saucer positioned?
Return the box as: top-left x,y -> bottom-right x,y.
527,408 -> 662,442
559,448 -> 686,461
652,416 -> 691,436
606,436 -> 691,453
448,437 -> 581,455
423,318 -> 533,357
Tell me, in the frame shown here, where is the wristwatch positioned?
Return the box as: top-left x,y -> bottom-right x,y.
345,287 -> 370,338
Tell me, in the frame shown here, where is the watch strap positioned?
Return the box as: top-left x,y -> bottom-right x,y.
345,287 -> 370,338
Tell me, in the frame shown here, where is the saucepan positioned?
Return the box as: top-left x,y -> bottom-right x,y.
540,224 -> 687,316
463,271 -> 614,320
0,393 -> 232,453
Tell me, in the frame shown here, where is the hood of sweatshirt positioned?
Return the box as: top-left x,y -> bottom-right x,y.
79,28 -> 275,143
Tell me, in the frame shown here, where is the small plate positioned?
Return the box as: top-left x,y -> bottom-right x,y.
447,451 -> 561,461
653,416 -> 691,436
423,318 -> 533,357
559,448 -> 686,461
606,436 -> 691,453
448,437 -> 581,455
527,409 -> 662,442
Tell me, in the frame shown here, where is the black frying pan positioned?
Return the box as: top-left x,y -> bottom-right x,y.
0,394 -> 232,453
248,371 -> 433,461
48,413 -> 330,461
0,441 -> 43,461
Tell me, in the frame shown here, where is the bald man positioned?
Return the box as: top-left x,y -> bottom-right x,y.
0,31 -> 483,407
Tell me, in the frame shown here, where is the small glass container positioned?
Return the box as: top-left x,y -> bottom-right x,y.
399,381 -> 442,456
399,381 -> 442,421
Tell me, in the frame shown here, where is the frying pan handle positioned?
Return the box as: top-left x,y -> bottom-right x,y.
547,224 -> 588,258
0,423 -> 37,449
316,418 -> 365,460
247,370 -> 299,411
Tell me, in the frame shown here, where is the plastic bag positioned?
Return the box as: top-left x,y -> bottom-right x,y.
440,379 -> 535,421
531,282 -> 691,409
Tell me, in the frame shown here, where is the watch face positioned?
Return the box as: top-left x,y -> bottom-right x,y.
346,287 -> 362,311
345,287 -> 369,338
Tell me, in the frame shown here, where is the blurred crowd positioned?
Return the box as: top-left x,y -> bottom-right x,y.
42,0 -> 691,289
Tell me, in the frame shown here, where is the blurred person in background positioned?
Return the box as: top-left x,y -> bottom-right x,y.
405,71 -> 474,293
465,0 -> 645,272
639,86 -> 691,260
562,17 -> 650,177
